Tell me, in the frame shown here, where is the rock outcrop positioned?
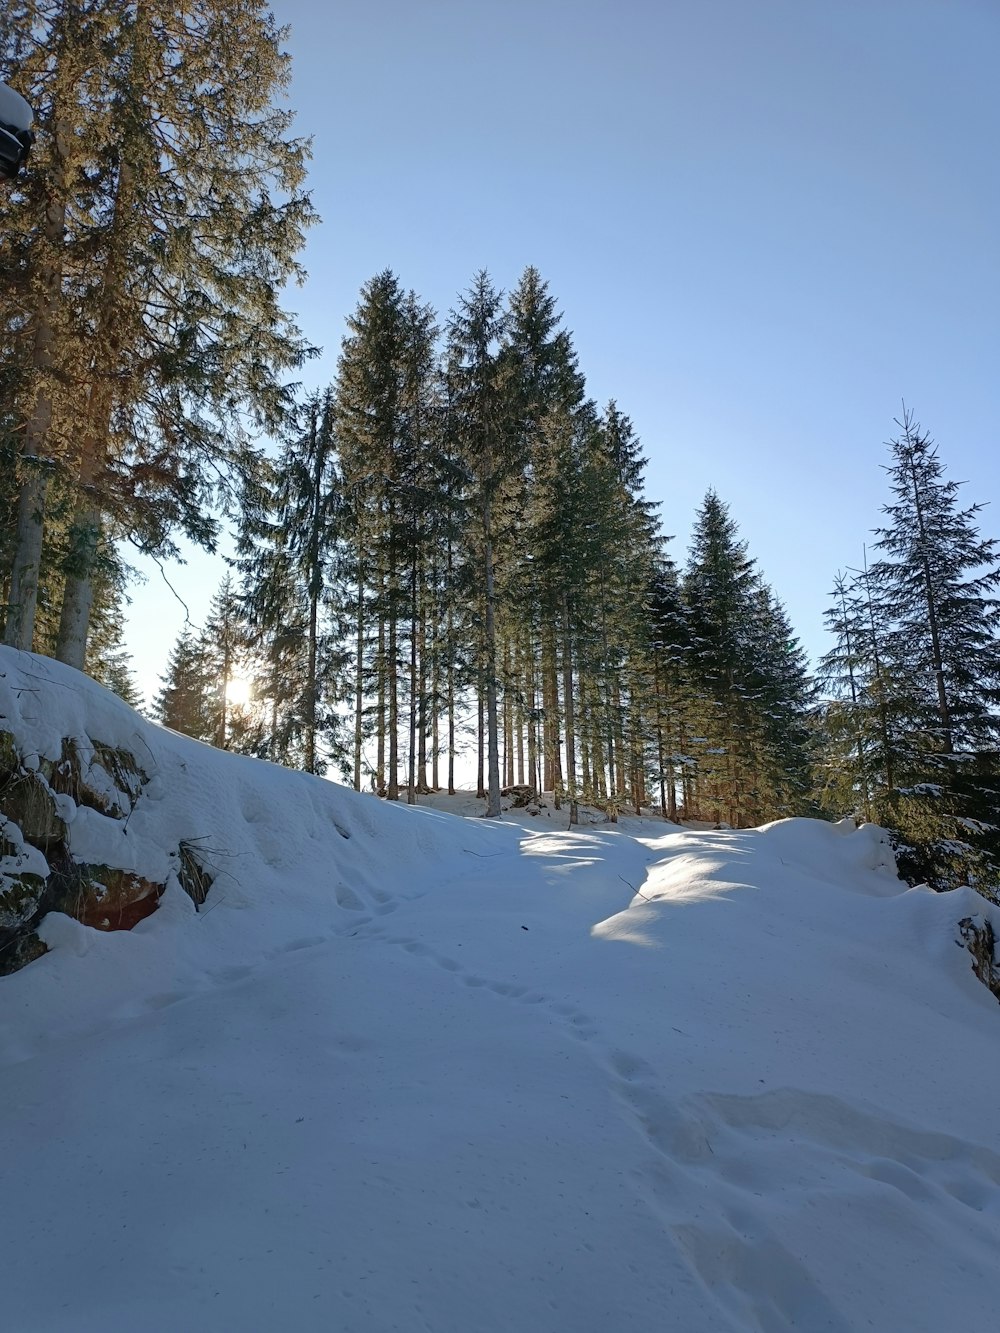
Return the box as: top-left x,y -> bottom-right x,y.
0,726 -> 165,975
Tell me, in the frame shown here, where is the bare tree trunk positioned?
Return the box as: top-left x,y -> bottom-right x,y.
526,627 -> 538,794
431,608 -> 440,791
376,608 -> 386,794
407,554 -> 418,804
303,580 -> 318,773
353,538 -> 365,790
541,620 -> 561,800
609,675 -> 626,802
561,594 -> 578,824
387,506 -> 400,801
446,535 -> 455,794
503,639 -> 514,787
482,497 -> 502,817
516,636 -> 525,787
4,133 -> 70,651
417,582 -> 429,793
476,681 -> 485,799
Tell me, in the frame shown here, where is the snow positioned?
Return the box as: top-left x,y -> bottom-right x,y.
1,649 -> 999,1332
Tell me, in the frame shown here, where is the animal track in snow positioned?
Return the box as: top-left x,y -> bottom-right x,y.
379,933 -> 600,1041
333,881 -> 366,912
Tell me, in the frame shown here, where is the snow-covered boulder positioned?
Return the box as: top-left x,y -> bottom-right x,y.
0,653 -> 165,972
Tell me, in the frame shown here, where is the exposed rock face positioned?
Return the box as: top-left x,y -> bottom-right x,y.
958,916 -> 1000,1004
56,861 -> 165,932
1,773 -> 68,848
502,784 -> 538,809
177,841 -> 215,909
0,725 -> 163,975
43,738 -> 147,820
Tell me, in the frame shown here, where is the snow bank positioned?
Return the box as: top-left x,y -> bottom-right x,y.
1,649 -> 998,1333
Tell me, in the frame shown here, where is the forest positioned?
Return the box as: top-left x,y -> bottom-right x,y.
1,1 -> 998,896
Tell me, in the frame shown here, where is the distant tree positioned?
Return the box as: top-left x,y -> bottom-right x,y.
269,390 -> 341,773
682,490 -> 813,825
868,411 -> 1000,891
152,630 -> 216,741
872,410 -> 1000,756
446,272 -> 511,818
200,575 -> 251,750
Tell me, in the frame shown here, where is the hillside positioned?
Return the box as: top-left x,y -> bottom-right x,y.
1,649 -> 999,1333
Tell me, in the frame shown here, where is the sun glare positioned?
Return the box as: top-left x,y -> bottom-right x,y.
225,674 -> 253,708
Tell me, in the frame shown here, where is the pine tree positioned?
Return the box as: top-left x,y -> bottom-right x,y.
446,272 -> 511,818
200,574 -> 251,751
1,0 -> 315,671
868,411 -> 1000,891
682,491 -> 813,825
502,268 -> 587,811
818,562 -> 907,820
1,0 -> 112,651
336,271 -> 412,797
152,630 -> 216,741
268,390 -> 341,773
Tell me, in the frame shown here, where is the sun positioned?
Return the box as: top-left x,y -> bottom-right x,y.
225,673 -> 253,708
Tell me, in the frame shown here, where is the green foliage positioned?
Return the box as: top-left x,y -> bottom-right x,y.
820,411 -> 1000,896
0,0 -> 316,664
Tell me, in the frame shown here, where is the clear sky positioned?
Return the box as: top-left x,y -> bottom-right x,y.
124,0 -> 999,702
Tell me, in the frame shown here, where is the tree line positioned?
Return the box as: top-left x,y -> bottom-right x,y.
151,320 -> 1000,897
154,265 -> 816,830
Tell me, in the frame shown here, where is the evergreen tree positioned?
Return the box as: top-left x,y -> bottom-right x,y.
1,0 -> 315,671
682,491 -> 813,825
268,390 -> 341,773
152,629 -> 216,741
868,412 -> 1000,891
336,271 -> 413,797
871,410 -> 1000,756
446,272 -> 511,818
200,574 -> 251,751
502,268 -> 587,809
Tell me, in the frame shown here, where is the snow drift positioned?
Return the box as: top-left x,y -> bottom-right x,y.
1,649 -> 998,1333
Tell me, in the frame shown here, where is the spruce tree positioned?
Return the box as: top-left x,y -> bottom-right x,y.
152,630 -> 216,741
682,491 -> 813,825
335,271 -> 410,797
1,0 -> 315,670
868,411 -> 1000,891
446,272 -> 511,818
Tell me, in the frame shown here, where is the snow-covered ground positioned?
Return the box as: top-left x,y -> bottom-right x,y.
1,651 -> 999,1333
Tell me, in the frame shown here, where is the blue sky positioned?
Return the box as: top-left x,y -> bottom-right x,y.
125,0 -> 999,699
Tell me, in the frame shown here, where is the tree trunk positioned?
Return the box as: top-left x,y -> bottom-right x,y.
353,532 -> 365,790
407,555 -> 418,804
482,495 -> 502,817
387,504 -> 399,800
561,594 -> 578,824
417,573 -> 429,793
376,608 -> 386,793
4,131 -> 70,651
304,583 -> 318,773
527,638 -> 538,798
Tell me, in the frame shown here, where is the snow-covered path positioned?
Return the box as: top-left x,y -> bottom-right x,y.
2,653 -> 999,1332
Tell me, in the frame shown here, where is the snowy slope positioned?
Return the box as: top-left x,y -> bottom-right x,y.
1,650 -> 999,1333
